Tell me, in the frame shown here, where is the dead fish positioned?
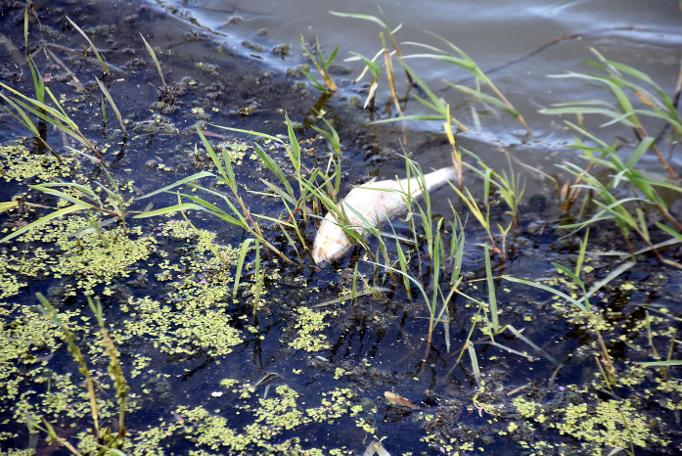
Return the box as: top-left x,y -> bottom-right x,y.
312,166 -> 457,264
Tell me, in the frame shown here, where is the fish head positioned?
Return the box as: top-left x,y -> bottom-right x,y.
311,214 -> 353,264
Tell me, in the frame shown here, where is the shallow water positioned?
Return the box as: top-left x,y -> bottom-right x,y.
0,0 -> 681,454
166,0 -> 682,171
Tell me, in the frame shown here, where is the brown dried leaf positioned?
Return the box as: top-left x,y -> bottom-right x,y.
635,90 -> 656,108
383,391 -> 418,410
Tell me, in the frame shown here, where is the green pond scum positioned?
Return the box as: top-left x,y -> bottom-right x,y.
0,0 -> 681,455
0,144 -> 77,183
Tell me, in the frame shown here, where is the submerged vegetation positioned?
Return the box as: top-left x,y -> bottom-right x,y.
0,1 -> 680,455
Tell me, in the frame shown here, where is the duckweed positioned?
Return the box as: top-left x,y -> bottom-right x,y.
306,387 -> 359,422
174,311 -> 242,356
0,302 -> 124,440
0,304 -> 64,406
555,399 -> 664,449
512,397 -> 542,420
52,225 -> 156,295
119,220 -> 245,357
122,293 -> 242,358
0,254 -> 26,299
513,394 -> 666,452
8,217 -> 155,296
288,307 -> 331,352
121,381 -> 362,455
217,140 -> 249,165
0,144 -> 76,182
0,247 -> 51,299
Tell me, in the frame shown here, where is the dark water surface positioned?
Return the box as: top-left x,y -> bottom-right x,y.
0,0 -> 681,454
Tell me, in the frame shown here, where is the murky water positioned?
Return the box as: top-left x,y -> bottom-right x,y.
166,0 -> 682,169
1,0 -> 681,454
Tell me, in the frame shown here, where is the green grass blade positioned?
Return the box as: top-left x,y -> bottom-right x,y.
139,33 -> 166,88
638,360 -> 682,367
233,238 -> 255,301
133,202 -> 206,219
67,17 -> 108,75
1,205 -> 83,243
329,11 -> 387,29
137,171 -> 215,200
96,78 -> 126,135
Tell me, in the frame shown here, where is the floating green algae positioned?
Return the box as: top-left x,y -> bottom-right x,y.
120,220 -> 244,357
4,216 -> 155,296
512,394 -> 668,452
0,302 -> 111,438
0,254 -> 28,299
125,383 -> 362,455
0,304 -> 65,408
288,307 -> 332,352
122,295 -> 243,358
217,139 -> 250,165
0,247 -> 51,299
53,225 -> 156,295
555,399 -> 664,449
0,143 -> 77,183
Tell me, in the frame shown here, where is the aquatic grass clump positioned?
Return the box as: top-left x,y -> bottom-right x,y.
341,155 -> 537,360
541,53 -> 682,267
370,157 -> 464,352
3,17 -> 129,163
300,36 -> 339,94
331,13 -> 532,194
0,165 -> 138,245
22,293 -> 132,455
505,229 -> 635,384
401,33 -> 531,134
136,116 -> 357,265
135,126 -> 296,264
543,49 -> 680,178
542,53 -> 682,246
462,150 -> 526,232
557,130 -> 682,268
0,75 -> 104,162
